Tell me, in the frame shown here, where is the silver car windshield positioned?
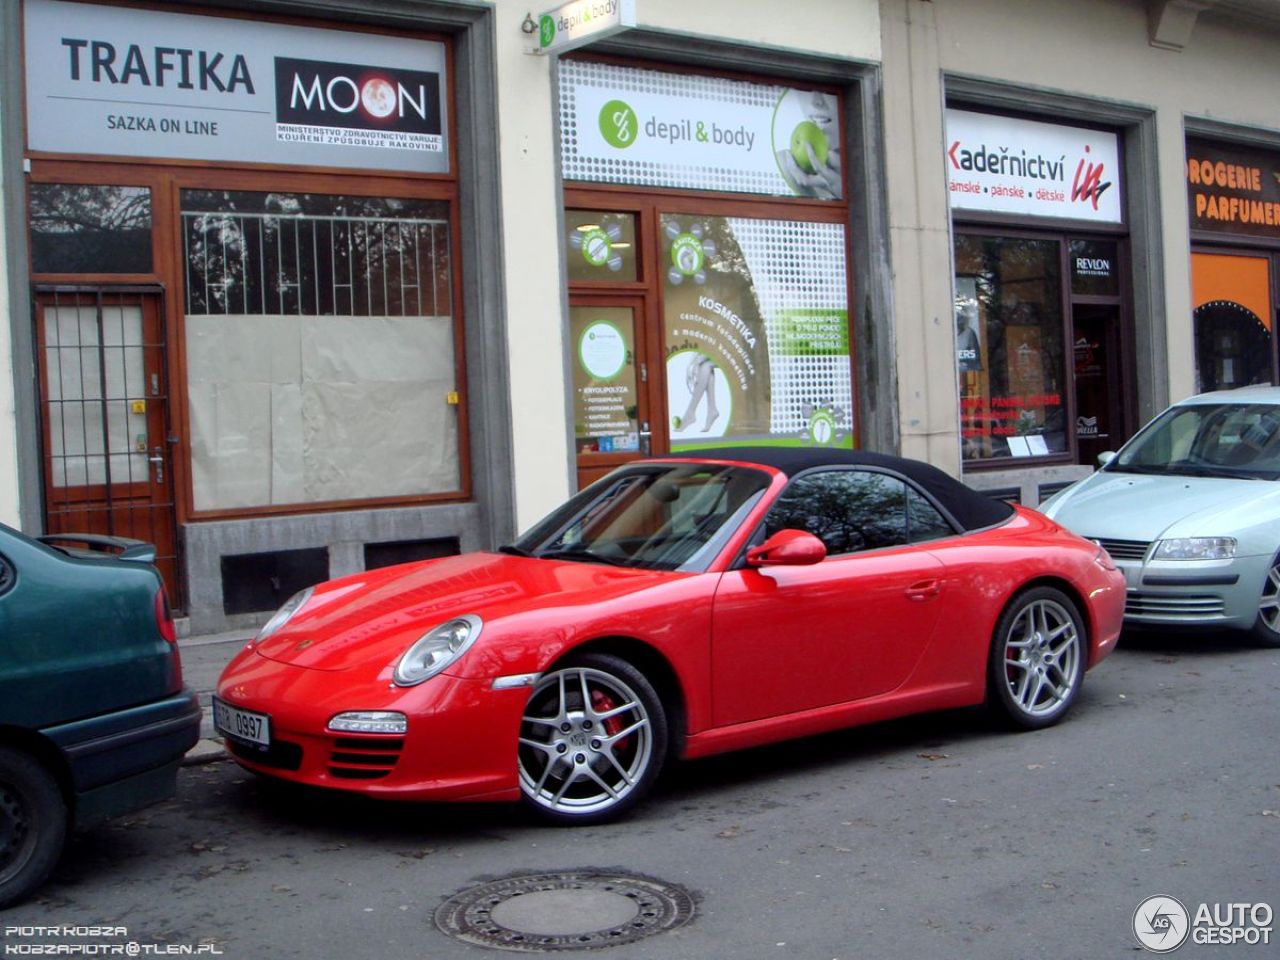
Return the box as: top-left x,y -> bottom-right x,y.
1110,402 -> 1280,481
508,463 -> 771,572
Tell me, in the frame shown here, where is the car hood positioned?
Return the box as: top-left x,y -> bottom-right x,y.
1043,470 -> 1280,543
252,552 -> 688,673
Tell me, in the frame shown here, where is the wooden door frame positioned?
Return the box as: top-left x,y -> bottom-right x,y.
32,284 -> 185,608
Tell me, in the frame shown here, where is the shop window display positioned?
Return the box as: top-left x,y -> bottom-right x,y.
30,184 -> 152,274
954,235 -> 1067,461
181,190 -> 460,510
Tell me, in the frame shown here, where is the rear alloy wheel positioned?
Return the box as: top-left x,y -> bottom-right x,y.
518,654 -> 667,825
989,587 -> 1085,730
0,747 -> 67,909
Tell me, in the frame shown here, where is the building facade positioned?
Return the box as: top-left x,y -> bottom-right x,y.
2,0 -> 1278,630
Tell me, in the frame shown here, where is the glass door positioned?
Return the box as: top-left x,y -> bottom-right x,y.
570,297 -> 651,490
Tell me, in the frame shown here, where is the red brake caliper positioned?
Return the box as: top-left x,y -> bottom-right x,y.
591,689 -> 629,752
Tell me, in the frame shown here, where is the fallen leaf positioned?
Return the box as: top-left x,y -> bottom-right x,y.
918,753 -> 949,761
717,825 -> 741,839
1026,764 -> 1044,770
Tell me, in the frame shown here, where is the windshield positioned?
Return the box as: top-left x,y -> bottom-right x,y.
1110,402 -> 1280,481
510,462 -> 772,572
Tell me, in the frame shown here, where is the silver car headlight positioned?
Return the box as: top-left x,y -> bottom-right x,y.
1153,537 -> 1237,561
393,614 -> 483,686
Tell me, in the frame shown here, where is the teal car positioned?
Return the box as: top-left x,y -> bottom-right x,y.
0,524 -> 201,907
1041,385 -> 1280,646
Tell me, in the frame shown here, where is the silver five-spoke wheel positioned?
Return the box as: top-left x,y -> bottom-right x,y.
989,587 -> 1085,730
518,654 -> 667,824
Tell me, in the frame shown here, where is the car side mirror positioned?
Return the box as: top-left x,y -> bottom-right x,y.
1096,451 -> 1116,468
746,529 -> 827,567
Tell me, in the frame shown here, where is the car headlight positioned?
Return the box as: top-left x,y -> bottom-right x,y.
1153,537 -> 1237,560
393,614 -> 483,686
255,587 -> 314,642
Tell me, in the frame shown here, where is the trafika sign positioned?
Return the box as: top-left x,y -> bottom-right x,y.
534,0 -> 636,56
945,109 -> 1122,223
24,0 -> 448,173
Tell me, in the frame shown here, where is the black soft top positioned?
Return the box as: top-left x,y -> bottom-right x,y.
667,446 -> 1015,533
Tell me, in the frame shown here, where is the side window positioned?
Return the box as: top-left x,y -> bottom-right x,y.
765,470 -> 908,556
906,487 -> 954,543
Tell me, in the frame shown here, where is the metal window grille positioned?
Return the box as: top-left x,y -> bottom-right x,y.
182,211 -> 451,318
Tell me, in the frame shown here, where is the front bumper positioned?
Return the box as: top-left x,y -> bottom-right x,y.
1114,552 -> 1270,629
216,652 -> 529,802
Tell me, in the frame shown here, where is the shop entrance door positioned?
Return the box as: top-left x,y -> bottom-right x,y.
1070,303 -> 1123,465
34,288 -> 182,606
570,295 -> 654,489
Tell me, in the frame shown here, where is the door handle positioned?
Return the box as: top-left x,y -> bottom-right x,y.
905,579 -> 941,602
149,447 -> 165,484
639,420 -> 652,456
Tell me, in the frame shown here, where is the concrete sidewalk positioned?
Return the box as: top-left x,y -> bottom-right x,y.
178,629 -> 252,764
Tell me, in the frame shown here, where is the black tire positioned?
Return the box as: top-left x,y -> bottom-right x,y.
1249,553 -> 1280,648
987,586 -> 1086,731
517,653 -> 668,825
0,747 -> 68,909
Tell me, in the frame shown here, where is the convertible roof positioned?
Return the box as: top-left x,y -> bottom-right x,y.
667,446 -> 1015,532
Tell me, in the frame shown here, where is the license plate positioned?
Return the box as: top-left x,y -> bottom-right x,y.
1122,564 -> 1140,590
213,698 -> 271,747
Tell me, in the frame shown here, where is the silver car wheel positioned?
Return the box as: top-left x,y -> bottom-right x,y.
1251,557 -> 1280,647
1000,597 -> 1082,720
1258,562 -> 1280,633
518,664 -> 656,819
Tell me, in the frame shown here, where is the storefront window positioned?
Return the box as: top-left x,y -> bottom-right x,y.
1191,251 -> 1275,392
662,213 -> 852,451
181,189 -> 460,511
565,211 -> 638,282
955,234 -> 1067,461
30,184 -> 152,274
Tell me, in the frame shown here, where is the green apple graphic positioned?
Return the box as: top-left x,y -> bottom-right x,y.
790,120 -> 829,174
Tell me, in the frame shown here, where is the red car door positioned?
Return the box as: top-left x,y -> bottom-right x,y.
708,468 -> 952,728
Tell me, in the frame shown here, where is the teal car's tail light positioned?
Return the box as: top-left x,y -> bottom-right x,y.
1153,537 -> 1237,560
328,711 -> 408,734
254,587 -> 314,643
393,615 -> 483,686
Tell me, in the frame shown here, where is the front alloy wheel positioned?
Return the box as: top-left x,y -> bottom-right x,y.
1251,554 -> 1280,647
518,654 -> 667,824
989,587 -> 1085,730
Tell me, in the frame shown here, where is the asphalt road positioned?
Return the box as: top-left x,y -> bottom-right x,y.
3,631 -> 1277,959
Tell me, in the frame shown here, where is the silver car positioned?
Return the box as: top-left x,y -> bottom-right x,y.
1041,385 -> 1280,646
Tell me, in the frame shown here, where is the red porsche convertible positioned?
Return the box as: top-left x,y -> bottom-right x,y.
216,448 -> 1124,823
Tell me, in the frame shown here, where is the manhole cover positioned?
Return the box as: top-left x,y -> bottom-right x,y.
434,870 -> 696,952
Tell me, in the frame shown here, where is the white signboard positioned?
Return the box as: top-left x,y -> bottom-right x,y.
945,109 -> 1122,223
559,60 -> 843,200
24,0 -> 449,173
536,0 -> 635,56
